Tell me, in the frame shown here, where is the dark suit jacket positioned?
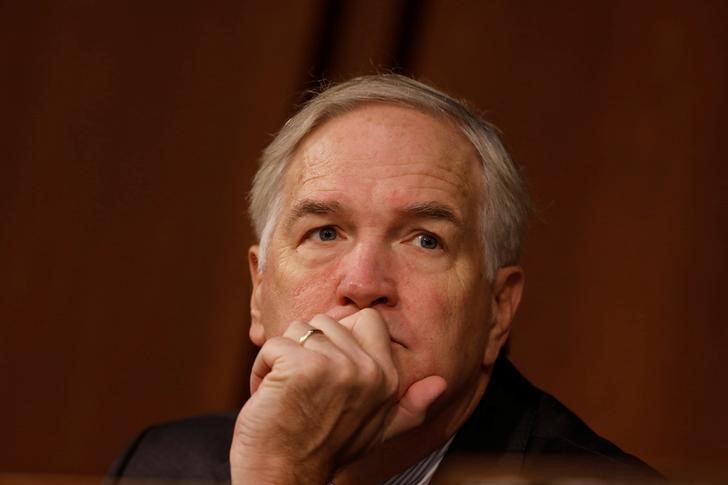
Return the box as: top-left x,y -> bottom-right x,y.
109,358 -> 660,483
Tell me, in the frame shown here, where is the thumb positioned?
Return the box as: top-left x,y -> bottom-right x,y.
384,375 -> 447,440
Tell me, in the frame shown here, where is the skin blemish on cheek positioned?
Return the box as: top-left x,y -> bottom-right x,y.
280,262 -> 340,316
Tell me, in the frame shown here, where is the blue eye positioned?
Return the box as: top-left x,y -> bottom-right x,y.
315,226 -> 338,241
416,233 -> 440,250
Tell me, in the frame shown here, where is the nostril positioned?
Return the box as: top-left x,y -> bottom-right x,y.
340,295 -> 389,308
372,296 -> 388,306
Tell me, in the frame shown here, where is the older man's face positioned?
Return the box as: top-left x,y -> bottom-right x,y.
249,104 -> 512,409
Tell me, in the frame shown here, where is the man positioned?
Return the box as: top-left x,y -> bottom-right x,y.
111,75 -> 658,483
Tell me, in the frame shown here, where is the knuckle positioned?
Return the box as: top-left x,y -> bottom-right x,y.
336,356 -> 358,383
383,368 -> 399,397
359,356 -> 383,384
300,352 -> 330,376
358,356 -> 397,401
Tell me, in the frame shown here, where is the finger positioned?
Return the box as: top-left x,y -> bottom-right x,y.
305,314 -> 372,360
249,336 -> 304,394
281,320 -> 324,346
383,375 -> 447,440
281,317 -> 358,363
339,308 -> 395,368
284,315 -> 384,366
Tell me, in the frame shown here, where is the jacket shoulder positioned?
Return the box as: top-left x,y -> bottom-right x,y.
108,412 -> 237,482
526,392 -> 660,478
449,358 -> 661,479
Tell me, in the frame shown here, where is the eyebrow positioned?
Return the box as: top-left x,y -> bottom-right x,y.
399,201 -> 460,226
285,199 -> 342,229
284,198 -> 460,229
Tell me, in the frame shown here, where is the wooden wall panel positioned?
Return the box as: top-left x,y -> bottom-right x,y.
320,0 -> 411,79
0,0 -> 324,474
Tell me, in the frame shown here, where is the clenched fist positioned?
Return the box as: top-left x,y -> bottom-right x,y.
229,308 -> 447,484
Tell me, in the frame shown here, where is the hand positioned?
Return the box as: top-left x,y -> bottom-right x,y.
229,308 -> 447,484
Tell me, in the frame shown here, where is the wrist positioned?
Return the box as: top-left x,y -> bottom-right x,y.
230,449 -> 333,485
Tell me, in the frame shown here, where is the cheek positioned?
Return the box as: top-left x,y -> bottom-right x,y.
260,258 -> 340,336
397,268 -> 490,377
397,280 -> 459,366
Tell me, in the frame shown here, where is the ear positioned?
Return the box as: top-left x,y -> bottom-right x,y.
248,245 -> 266,347
483,266 -> 525,367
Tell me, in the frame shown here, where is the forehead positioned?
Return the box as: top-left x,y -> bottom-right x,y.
283,104 -> 483,211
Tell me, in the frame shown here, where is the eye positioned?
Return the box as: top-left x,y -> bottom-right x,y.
415,233 -> 440,250
311,226 -> 338,242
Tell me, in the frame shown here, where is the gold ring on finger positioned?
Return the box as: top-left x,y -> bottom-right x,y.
298,328 -> 324,346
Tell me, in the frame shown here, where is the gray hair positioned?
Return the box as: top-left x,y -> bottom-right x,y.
248,74 -> 529,280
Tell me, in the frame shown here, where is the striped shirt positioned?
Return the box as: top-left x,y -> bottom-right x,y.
381,435 -> 455,485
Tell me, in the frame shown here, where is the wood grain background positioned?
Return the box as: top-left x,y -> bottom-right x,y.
2,0 -> 726,479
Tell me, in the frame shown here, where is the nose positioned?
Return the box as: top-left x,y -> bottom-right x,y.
335,241 -> 397,309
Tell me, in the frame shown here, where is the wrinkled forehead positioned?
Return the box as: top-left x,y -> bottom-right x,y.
282,103 -> 485,210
